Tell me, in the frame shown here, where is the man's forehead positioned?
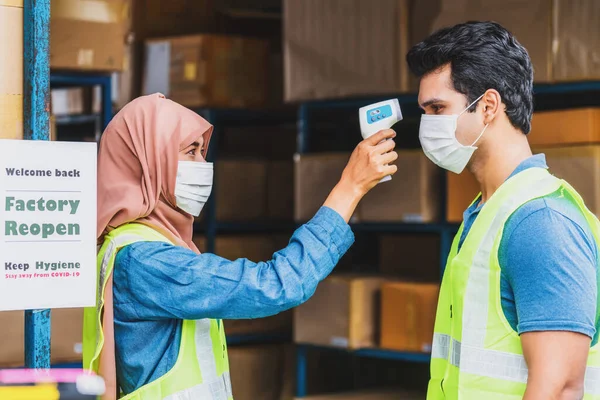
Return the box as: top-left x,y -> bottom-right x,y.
418,69 -> 458,106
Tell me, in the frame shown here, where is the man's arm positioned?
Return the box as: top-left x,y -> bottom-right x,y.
522,331 -> 590,400
500,200 -> 598,399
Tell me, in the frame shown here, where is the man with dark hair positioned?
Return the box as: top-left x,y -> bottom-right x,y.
407,21 -> 600,399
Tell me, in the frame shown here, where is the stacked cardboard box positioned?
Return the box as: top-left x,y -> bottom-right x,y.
294,151 -> 441,223
284,0 -> 600,102
293,153 -> 351,221
380,282 -> 439,353
409,0 -> 600,88
294,274 -> 390,349
216,160 -> 269,221
143,35 -> 269,109
446,108 -> 600,222
228,344 -> 294,400
284,0 -> 410,102
0,1 -> 23,140
50,0 -> 131,72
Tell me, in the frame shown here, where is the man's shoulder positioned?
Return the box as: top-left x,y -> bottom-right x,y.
501,191 -> 597,260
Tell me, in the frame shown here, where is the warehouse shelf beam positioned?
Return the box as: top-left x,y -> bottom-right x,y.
54,113 -> 101,127
23,0 -> 51,369
295,81 -> 600,113
294,344 -> 430,397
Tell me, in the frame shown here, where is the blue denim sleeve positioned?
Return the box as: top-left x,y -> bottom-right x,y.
113,206 -> 354,321
499,198 -> 598,339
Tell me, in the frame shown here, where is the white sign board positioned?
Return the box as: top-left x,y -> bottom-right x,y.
0,139 -> 97,311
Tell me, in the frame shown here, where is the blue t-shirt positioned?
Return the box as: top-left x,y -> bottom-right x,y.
459,154 -> 598,342
112,206 -> 354,395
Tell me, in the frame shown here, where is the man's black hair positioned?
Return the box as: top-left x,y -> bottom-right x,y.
406,21 -> 534,134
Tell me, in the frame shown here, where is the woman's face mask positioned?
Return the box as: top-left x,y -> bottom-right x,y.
175,161 -> 213,216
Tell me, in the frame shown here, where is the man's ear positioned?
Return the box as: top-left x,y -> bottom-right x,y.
481,89 -> 502,125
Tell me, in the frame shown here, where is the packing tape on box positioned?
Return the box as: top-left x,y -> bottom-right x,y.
0,0 -> 23,7
52,0 -> 128,24
0,94 -> 23,140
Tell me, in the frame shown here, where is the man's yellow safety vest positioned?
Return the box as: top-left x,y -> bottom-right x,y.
82,223 -> 233,400
428,167 -> 600,399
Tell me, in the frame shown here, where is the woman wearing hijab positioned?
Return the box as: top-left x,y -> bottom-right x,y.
84,93 -> 398,400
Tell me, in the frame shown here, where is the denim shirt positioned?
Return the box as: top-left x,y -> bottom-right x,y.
112,206 -> 354,394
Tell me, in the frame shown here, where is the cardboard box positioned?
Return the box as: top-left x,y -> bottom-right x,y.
51,88 -> 85,116
225,310 -> 293,337
360,151 -> 442,223
409,0 -> 600,85
284,0 -> 410,102
295,389 -> 425,400
267,161 -> 295,220
540,145 -> 600,217
228,345 -> 291,400
0,308 -> 83,367
446,141 -> 600,223
216,160 -> 268,221
133,0 -> 218,39
50,0 -> 131,71
294,153 -> 350,222
446,170 -> 479,223
380,282 -> 439,353
0,2 -> 23,140
529,108 -> 600,147
143,35 -> 269,108
380,234 -> 440,281
294,274 -> 388,349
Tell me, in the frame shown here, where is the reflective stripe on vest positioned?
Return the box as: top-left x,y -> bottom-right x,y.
87,224 -> 233,400
432,332 -> 600,394
429,168 -> 600,399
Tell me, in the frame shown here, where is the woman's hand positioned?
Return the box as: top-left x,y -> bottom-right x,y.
323,129 -> 398,222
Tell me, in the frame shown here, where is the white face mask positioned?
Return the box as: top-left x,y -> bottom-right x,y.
175,161 -> 213,217
419,94 -> 488,174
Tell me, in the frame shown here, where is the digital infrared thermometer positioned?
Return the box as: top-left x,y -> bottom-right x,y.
359,99 -> 402,182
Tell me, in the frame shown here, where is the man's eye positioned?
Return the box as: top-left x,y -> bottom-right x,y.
432,105 -> 443,114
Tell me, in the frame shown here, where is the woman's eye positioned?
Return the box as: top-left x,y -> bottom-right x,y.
187,148 -> 196,156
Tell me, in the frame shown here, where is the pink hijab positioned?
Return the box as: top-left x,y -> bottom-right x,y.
97,92 -> 212,250
95,93 -> 212,398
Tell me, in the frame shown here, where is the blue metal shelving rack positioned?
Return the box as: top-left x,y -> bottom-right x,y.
292,81 -> 600,397
50,72 -> 113,133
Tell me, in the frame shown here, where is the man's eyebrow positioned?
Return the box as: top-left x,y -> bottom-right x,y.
420,98 -> 444,109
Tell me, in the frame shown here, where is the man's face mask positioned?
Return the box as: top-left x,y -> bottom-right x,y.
419,93 -> 488,174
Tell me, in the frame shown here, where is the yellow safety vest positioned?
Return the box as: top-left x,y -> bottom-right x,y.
82,223 -> 233,400
428,167 -> 600,399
